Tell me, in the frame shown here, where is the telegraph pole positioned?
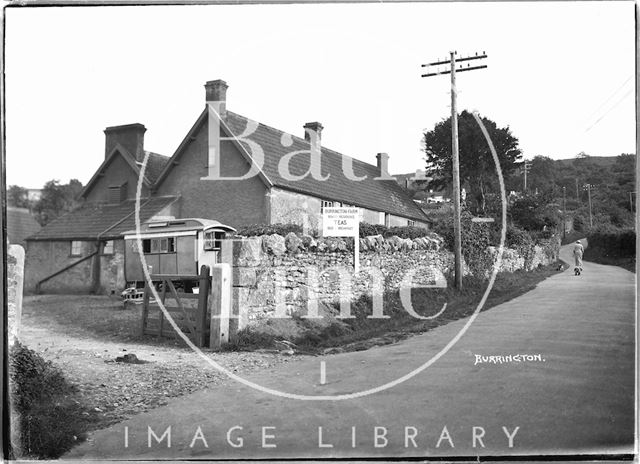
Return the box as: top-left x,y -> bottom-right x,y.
583,183 -> 594,228
562,186 -> 566,240
421,51 -> 488,289
523,160 -> 532,193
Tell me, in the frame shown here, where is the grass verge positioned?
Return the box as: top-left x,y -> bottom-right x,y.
226,262 -> 564,353
9,342 -> 96,459
583,249 -> 636,273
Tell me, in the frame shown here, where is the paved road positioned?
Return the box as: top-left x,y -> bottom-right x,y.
67,241 -> 636,460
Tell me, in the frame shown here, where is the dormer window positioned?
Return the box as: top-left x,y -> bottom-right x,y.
108,182 -> 127,204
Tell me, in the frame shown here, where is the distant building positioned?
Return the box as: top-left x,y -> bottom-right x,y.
26,189 -> 42,203
7,207 -> 41,248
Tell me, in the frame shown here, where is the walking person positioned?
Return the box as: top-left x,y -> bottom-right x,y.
573,240 -> 584,275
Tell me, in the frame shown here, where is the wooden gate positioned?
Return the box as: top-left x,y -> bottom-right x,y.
140,265 -> 211,347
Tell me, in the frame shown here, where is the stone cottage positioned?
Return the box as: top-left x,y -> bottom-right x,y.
25,79 -> 430,294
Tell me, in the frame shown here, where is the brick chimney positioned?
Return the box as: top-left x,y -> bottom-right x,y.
104,123 -> 146,162
303,122 -> 323,146
205,79 -> 228,118
376,152 -> 390,176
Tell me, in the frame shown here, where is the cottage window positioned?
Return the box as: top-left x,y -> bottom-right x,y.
408,220 -> 416,227
143,237 -> 176,254
321,200 -> 339,213
204,231 -> 225,251
103,240 -> 114,255
384,213 -> 391,227
70,241 -> 82,256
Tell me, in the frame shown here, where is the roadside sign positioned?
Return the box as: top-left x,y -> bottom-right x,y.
322,207 -> 360,273
322,207 -> 359,237
471,217 -> 495,223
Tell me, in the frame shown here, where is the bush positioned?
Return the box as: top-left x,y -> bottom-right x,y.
9,342 -> 91,459
358,223 -> 435,239
359,222 -> 388,238
236,223 -> 303,237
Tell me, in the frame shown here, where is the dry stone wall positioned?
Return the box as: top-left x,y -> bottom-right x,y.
222,232 -> 560,328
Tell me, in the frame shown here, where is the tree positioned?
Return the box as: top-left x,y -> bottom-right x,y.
422,110 -> 522,214
509,191 -> 561,232
7,185 -> 31,209
33,179 -> 84,226
528,156 -> 557,195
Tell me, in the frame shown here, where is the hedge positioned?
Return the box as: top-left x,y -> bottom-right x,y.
235,222 -> 437,240
586,228 -> 636,258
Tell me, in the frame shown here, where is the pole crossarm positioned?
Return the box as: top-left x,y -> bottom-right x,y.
421,64 -> 488,78
421,53 -> 488,67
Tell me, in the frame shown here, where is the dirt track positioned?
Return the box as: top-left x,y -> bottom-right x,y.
17,295 -> 302,431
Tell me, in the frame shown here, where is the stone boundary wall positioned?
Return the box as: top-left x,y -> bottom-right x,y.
8,244 -> 25,345
222,232 -> 560,328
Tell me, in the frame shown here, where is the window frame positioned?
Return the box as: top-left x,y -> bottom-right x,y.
102,240 -> 115,255
321,200 -> 342,213
70,240 -> 83,257
141,237 -> 176,255
204,230 -> 225,251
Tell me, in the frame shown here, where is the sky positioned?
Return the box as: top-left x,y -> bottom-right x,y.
4,1 -> 636,189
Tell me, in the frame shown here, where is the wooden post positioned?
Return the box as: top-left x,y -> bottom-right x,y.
158,280 -> 167,339
140,283 -> 150,336
450,51 -> 463,290
196,265 -> 210,348
209,264 -> 231,350
587,184 -> 593,228
562,186 -> 566,240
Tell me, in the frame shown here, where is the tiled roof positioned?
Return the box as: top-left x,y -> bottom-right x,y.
27,196 -> 177,241
7,207 -> 41,247
223,111 -> 430,222
140,151 -> 169,184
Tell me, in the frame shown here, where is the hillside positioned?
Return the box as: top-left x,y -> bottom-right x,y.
554,156 -> 620,168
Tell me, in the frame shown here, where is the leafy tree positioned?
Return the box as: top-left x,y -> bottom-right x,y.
7,185 -> 31,209
33,179 -> 83,226
528,156 -> 558,195
422,110 -> 522,214
510,192 -> 561,231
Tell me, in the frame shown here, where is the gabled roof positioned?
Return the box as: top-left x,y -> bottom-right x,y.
7,207 -> 41,247
81,145 -> 169,199
223,111 -> 429,222
26,196 -> 178,241
139,151 -> 170,184
155,109 -> 429,222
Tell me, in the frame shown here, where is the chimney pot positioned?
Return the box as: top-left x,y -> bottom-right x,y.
205,79 -> 229,118
303,122 -> 323,144
104,123 -> 146,162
